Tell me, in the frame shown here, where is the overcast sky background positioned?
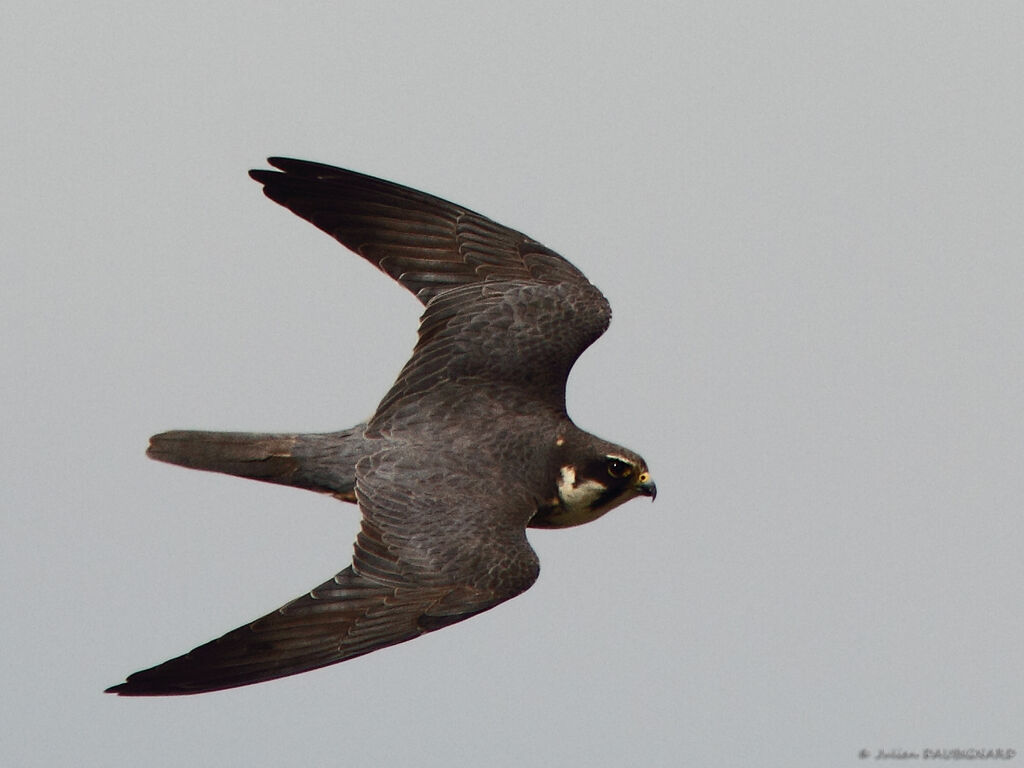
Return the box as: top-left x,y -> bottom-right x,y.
3,3 -> 1023,766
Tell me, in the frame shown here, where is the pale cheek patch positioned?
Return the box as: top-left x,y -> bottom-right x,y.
557,466 -> 606,512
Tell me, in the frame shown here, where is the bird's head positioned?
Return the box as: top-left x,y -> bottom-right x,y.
530,439 -> 655,529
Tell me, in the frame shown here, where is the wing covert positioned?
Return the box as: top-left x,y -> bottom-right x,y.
371,279 -> 611,424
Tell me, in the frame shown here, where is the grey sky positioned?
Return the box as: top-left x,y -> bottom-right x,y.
3,2 -> 1023,766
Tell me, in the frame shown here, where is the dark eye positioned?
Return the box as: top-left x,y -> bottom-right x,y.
605,457 -> 631,478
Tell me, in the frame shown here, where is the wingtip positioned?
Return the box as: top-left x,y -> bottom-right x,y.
248,157 -> 288,183
254,157 -> 358,181
257,157 -> 306,175
104,677 -> 200,697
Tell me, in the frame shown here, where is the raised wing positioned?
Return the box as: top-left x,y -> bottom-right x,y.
248,159 -> 613,421
248,158 -> 591,304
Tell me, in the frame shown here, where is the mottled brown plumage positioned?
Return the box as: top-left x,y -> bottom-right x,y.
106,159 -> 655,696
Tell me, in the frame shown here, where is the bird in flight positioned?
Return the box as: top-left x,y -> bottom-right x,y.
106,158 -> 655,695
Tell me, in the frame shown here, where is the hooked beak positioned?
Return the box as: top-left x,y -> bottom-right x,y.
635,472 -> 657,501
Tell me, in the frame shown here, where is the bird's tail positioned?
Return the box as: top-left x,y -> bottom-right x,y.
146,426 -> 368,501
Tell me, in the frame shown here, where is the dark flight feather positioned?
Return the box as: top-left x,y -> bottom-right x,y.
249,158 -> 590,303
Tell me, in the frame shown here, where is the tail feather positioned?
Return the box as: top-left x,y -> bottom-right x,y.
147,425 -> 368,500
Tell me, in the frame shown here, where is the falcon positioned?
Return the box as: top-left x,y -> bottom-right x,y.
106,158 -> 656,696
